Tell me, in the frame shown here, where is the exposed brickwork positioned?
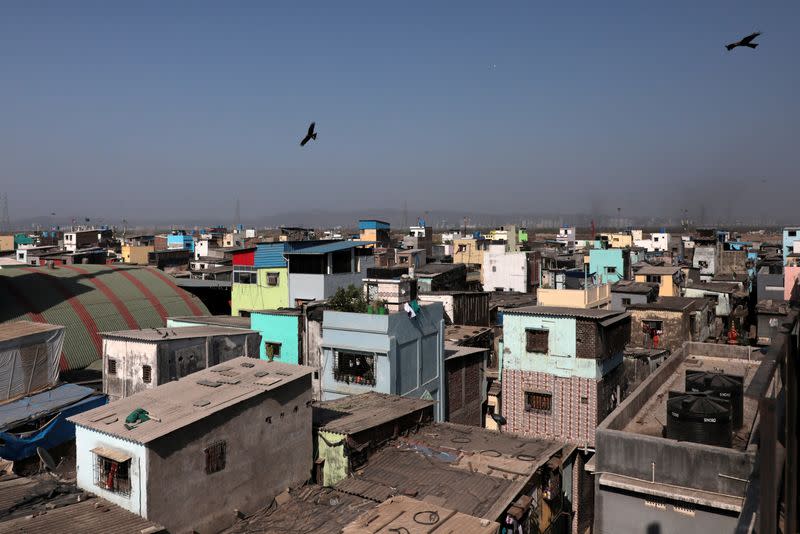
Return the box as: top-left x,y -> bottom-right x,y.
501,369 -> 599,446
629,309 -> 689,352
447,359 -> 464,412
596,361 -> 626,424
601,316 -> 630,358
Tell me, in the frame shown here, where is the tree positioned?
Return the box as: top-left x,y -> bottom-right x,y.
327,284 -> 367,313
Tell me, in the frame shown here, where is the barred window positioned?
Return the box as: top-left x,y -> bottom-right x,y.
142,365 -> 152,383
333,351 -> 376,386
525,329 -> 549,353
94,455 -> 131,496
267,272 -> 280,286
525,391 -> 552,413
204,441 -> 227,474
265,342 -> 282,360
108,359 -> 117,374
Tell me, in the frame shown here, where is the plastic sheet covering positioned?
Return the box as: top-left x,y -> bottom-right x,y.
0,323 -> 64,402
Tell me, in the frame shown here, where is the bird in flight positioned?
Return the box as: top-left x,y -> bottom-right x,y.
300,122 -> 317,147
725,32 -> 761,51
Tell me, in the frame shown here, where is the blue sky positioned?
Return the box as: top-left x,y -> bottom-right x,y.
1,1 -> 798,223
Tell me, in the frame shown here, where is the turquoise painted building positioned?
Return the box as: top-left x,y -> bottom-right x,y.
250,309 -> 302,364
589,248 -> 628,284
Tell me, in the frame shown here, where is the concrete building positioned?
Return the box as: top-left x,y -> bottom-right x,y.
628,297 -> 712,352
313,392 -> 435,486
362,274 -> 415,312
358,219 -> 391,248
594,342 -> 770,534
121,244 -> 154,265
610,280 -> 658,310
415,262 -> 468,292
417,290 -> 490,326
452,236 -> 488,280
756,265 -> 784,302
320,303 -> 446,421
783,226 -> 800,265
286,241 -> 375,305
64,228 -> 112,253
556,225 -> 576,247
634,264 -> 683,297
402,225 -> 433,256
683,281 -> 742,331
70,358 -> 314,533
0,234 -> 15,252
692,235 -> 719,281
101,326 -> 261,401
500,306 -> 630,446
754,299 -> 789,346
537,283 -> 611,309
482,250 -> 528,292
395,248 -> 425,276
786,265 -> 800,304
165,230 -> 194,252
589,248 -> 630,284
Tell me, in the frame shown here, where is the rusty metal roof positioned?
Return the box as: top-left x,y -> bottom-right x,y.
504,305 -> 624,320
0,321 -> 63,343
0,496 -> 165,534
167,315 -> 252,328
334,445 -> 525,521
342,495 -> 499,534
313,392 -> 433,435
69,357 -> 313,444
222,485 -> 375,534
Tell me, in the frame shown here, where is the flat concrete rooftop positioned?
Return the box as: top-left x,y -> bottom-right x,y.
622,354 -> 760,451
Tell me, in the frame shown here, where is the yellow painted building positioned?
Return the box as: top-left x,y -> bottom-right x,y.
634,265 -> 682,297
605,233 -> 633,248
121,244 -> 154,265
0,235 -> 14,252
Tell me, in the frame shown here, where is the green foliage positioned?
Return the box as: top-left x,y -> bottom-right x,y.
327,284 -> 368,313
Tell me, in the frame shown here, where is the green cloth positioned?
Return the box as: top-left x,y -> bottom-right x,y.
125,408 -> 150,424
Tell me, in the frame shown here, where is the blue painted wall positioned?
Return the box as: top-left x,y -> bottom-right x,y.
167,234 -> 194,251
250,311 -> 301,364
783,228 -> 800,265
589,249 -> 625,284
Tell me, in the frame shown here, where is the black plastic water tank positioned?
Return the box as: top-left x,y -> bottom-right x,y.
685,370 -> 744,428
666,392 -> 732,448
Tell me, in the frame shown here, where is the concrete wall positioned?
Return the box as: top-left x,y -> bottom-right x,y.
756,270 -> 784,301
482,251 -> 527,292
251,312 -> 300,364
595,484 -> 739,534
693,245 -> 717,280
628,309 -> 690,353
589,249 -> 625,284
121,245 -> 154,265
683,287 -> 732,317
785,265 -> 800,301
0,235 -> 14,252
445,350 -> 486,426
610,291 -> 649,311
75,427 -> 148,516
146,375 -> 313,533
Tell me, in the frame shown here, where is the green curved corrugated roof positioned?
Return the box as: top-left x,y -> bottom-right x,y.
0,264 -> 209,371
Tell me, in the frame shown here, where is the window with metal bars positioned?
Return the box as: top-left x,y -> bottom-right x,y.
108,359 -> 117,374
525,391 -> 552,413
204,441 -> 227,474
94,455 -> 131,496
333,351 -> 376,386
525,329 -> 549,353
142,365 -> 152,383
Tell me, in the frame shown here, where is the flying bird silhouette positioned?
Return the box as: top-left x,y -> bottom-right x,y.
725,32 -> 761,51
300,122 -> 317,147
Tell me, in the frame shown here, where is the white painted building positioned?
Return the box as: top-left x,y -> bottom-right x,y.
556,226 -> 576,247
69,358 -> 314,533
650,232 -> 672,252
482,251 -> 528,292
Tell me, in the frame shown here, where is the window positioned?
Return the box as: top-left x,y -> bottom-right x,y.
622,298 -> 631,306
525,391 -> 552,413
265,341 -> 282,360
704,293 -> 719,305
94,454 -> 131,496
606,266 -> 616,274
526,329 -> 549,353
107,359 -> 117,375
790,231 -> 797,237
580,396 -> 589,405
334,351 -> 376,386
645,274 -> 660,284
457,244 -> 467,253
233,266 -> 257,284
142,365 -> 152,383
492,265 -> 497,272
267,272 -> 279,286
643,320 -> 663,334
204,441 -> 227,474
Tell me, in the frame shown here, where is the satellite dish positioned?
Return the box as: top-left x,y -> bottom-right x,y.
37,447 -> 56,472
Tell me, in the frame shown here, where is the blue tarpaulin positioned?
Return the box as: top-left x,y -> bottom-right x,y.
0,383 -> 107,461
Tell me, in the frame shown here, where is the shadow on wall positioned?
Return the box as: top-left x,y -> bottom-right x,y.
0,269 -> 97,323
647,523 -> 662,534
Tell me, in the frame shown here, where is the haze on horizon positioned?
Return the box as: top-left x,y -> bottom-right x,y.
1,2 -> 798,225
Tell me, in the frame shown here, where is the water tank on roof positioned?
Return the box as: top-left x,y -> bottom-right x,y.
666,392 -> 732,448
685,371 -> 744,429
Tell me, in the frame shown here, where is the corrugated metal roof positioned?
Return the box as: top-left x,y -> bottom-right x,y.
0,496 -> 165,534
313,392 -> 433,435
69,357 -> 313,444
255,242 -> 289,268
101,325 -> 257,342
168,315 -> 252,328
0,265 -> 209,371
286,241 -> 372,255
503,306 -> 625,320
334,445 -> 522,520
0,321 -> 63,343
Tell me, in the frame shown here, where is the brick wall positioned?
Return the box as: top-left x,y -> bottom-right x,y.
575,320 -> 597,359
629,309 -> 689,352
502,369 -> 599,446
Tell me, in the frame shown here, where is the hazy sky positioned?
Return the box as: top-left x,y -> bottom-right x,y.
2,1 -> 798,223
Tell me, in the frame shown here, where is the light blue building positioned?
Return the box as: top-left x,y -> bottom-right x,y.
166,231 -> 195,252
589,248 -> 629,284
320,302 -> 446,421
783,227 -> 800,265
250,309 -> 302,364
